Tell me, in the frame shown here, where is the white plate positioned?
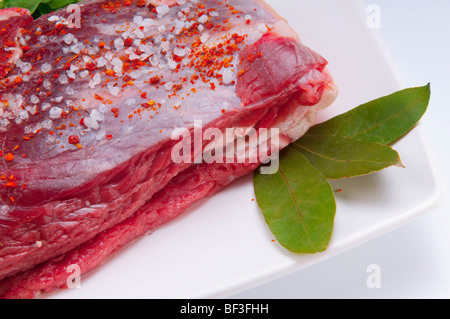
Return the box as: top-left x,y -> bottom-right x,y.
47,0 -> 442,299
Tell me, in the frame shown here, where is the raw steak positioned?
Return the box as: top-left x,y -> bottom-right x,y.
0,0 -> 337,298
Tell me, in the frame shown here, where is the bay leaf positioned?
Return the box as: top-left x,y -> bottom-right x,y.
254,148 -> 336,254
306,84 -> 431,144
291,135 -> 402,179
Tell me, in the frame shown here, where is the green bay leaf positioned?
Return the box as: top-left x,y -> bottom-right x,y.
254,148 -> 336,254
306,84 -> 431,144
291,135 -> 402,179
1,0 -> 82,16
2,0 -> 52,14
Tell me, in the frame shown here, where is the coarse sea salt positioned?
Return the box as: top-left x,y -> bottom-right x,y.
108,85 -> 121,96
41,103 -> 51,111
41,62 -> 52,73
222,68 -> 234,85
84,117 -> 99,130
133,15 -> 143,25
48,15 -> 60,22
200,33 -> 210,43
49,107 -> 63,119
158,25 -> 167,33
63,33 -> 75,45
198,15 -> 209,24
30,95 -> 40,104
173,48 -> 187,57
167,59 -> 177,70
156,4 -> 170,16
79,70 -> 89,79
96,57 -> 108,68
90,109 -> 104,122
114,38 -> 124,50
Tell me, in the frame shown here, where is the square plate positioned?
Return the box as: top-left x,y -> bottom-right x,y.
47,0 -> 442,299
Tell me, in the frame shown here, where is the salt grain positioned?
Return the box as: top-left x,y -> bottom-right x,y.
88,73 -> 102,88
222,68 -> 234,85
96,56 -> 108,68
48,15 -> 60,22
142,18 -> 156,27
41,63 -> 52,73
20,62 -> 32,73
39,35 -> 48,44
84,117 -> 99,130
257,23 -> 268,33
167,59 -> 177,70
49,107 -> 63,119
198,15 -> 209,24
79,70 -> 89,78
98,104 -> 108,113
41,103 -> 51,111
43,79 -> 52,90
59,74 -> 69,84
30,95 -> 40,104
63,33 -> 74,45
133,15 -> 143,25
105,51 -> 114,61
18,110 -> 29,121
200,33 -> 210,43
173,48 -> 187,57
90,109 -> 104,122
156,4 -> 170,17
108,86 -> 121,96
158,25 -> 167,33
114,38 -> 124,50
41,119 -> 53,130
173,19 -> 185,35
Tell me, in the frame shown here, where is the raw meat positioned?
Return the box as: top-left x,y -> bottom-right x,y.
0,0 -> 337,298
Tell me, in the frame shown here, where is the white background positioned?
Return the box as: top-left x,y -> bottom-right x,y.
231,0 -> 450,299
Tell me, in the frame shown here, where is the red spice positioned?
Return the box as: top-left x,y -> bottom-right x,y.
86,62 -> 97,71
3,181 -> 16,188
13,77 -> 23,84
124,38 -> 133,47
68,135 -> 80,145
149,75 -> 160,85
136,0 -> 146,7
4,153 -> 14,162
